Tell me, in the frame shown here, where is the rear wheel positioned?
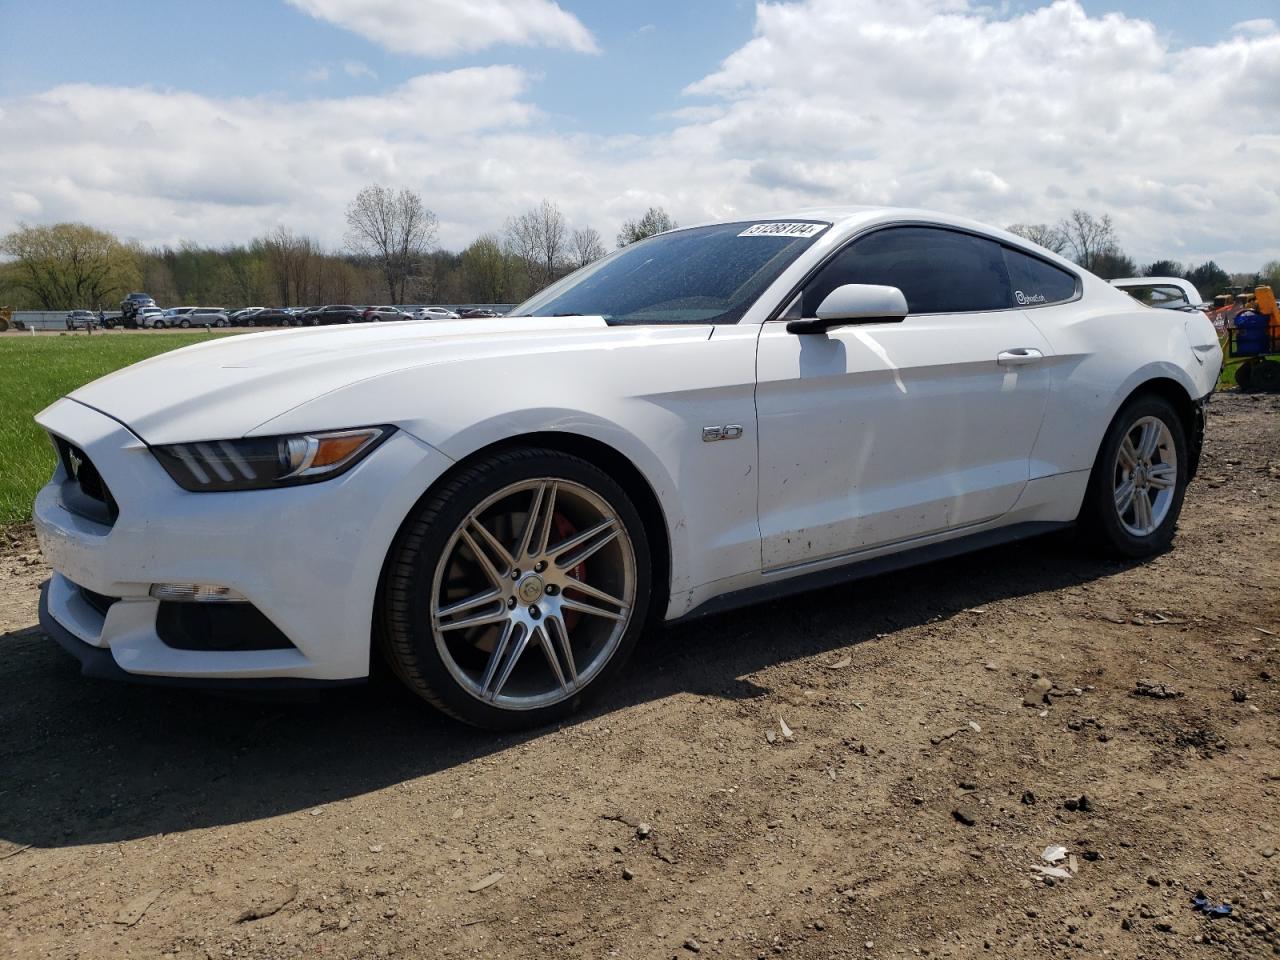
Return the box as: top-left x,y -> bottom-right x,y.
178,318 -> 191,328
378,449 -> 652,729
1078,394 -> 1187,557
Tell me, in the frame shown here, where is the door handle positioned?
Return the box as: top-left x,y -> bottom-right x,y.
997,348 -> 1044,366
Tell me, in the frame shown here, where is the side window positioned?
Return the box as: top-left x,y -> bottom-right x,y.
1003,247 -> 1078,306
802,227 -> 1011,316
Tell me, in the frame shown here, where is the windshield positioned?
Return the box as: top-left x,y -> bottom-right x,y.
511,220 -> 829,325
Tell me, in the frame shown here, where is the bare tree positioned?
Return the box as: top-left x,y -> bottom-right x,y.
1056,210 -> 1120,273
504,199 -> 568,291
1006,222 -> 1067,254
571,227 -> 606,268
617,206 -> 677,247
345,184 -> 439,303
262,227 -> 318,306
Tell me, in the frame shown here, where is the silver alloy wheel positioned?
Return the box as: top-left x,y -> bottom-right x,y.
430,478 -> 636,711
1113,415 -> 1178,537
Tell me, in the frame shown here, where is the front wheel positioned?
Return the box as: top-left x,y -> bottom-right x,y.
1078,394 -> 1188,557
378,449 -> 652,729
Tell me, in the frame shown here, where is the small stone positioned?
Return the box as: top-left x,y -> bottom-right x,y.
1026,909 -> 1038,918
338,917 -> 350,930
1121,918 -> 1133,931
814,920 -> 825,931
1262,847 -> 1276,859
959,780 -> 978,791
636,823 -> 652,839
1155,921 -> 1173,933
1232,689 -> 1248,703
1021,790 -> 1037,805
952,807 -> 977,826
368,844 -> 383,853
684,937 -> 701,952
1147,876 -> 1161,887
622,867 -> 634,880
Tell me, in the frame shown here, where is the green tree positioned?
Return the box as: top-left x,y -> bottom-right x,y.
617,206 -> 677,247
0,222 -> 140,309
1089,249 -> 1138,280
461,234 -> 512,304
1186,261 -> 1230,298
1143,260 -> 1184,278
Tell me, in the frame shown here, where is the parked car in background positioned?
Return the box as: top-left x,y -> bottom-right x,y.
65,310 -> 97,330
30,207 -> 1223,729
409,306 -> 461,321
1111,277 -> 1208,313
189,308 -> 230,327
160,307 -> 197,327
137,307 -> 167,328
362,306 -> 409,322
230,307 -> 265,326
457,307 -> 501,319
245,308 -> 296,327
314,305 -> 364,325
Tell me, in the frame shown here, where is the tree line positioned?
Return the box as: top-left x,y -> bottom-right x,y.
0,188 -> 679,311
2,189 -> 1273,311
1006,210 -> 1275,298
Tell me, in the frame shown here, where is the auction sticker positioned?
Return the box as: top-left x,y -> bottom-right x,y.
738,222 -> 827,238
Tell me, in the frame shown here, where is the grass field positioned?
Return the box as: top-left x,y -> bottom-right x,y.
0,333 -> 231,523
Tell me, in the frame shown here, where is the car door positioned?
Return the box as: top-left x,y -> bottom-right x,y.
755,225 -> 1054,570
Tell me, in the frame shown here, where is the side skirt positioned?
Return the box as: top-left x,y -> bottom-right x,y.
670,520 -> 1071,625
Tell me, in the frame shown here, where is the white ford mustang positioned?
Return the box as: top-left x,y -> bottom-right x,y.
33,207 -> 1223,728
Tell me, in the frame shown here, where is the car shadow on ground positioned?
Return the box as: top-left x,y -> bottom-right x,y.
0,534 -> 1137,849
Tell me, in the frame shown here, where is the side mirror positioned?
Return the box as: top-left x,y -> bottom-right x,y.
786,284 -> 908,334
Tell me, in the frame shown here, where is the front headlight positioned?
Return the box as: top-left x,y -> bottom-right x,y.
152,426 -> 393,492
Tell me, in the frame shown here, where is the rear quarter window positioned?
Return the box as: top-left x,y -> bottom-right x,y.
1003,247 -> 1078,306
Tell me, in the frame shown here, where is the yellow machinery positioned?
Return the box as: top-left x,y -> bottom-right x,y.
0,307 -> 11,333
1227,286 -> 1280,391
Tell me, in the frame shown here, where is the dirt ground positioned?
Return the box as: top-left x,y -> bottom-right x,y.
1,392 -> 1277,960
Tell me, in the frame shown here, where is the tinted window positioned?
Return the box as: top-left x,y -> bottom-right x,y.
802,227 -> 1011,316
514,221 -> 829,325
1003,247 -> 1078,306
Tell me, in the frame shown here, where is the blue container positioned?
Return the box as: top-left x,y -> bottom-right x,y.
1235,310 -> 1270,356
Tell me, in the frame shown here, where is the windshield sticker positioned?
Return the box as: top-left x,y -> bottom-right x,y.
738,222 -> 826,238
1014,290 -> 1047,305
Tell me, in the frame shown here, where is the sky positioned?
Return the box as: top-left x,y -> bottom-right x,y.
1,0 -> 1278,270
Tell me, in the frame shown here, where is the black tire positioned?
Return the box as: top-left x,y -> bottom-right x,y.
378,448 -> 653,730
152,319 -> 165,329
1077,393 -> 1188,557
179,319 -> 190,328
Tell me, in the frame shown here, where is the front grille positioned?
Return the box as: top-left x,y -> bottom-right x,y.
52,436 -> 119,525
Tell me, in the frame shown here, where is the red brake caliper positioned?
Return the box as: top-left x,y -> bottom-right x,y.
552,512 -> 585,629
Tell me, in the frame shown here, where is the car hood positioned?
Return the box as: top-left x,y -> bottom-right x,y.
63,316 -> 663,445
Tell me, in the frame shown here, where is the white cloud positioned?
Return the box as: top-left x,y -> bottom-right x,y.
1232,18 -> 1277,36
288,0 -> 599,57
1,1 -> 1278,270
303,66 -> 331,83
343,60 -> 377,80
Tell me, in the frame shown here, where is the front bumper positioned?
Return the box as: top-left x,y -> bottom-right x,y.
33,398 -> 452,684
